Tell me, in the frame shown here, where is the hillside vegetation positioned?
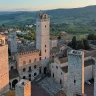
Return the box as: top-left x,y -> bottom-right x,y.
0,5 -> 96,27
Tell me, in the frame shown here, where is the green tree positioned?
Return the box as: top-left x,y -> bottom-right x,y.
57,36 -> 61,40
76,40 -> 85,50
83,39 -> 89,50
87,34 -> 95,40
72,36 -> 77,49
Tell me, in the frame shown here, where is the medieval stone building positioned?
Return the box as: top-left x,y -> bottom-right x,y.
51,50 -> 96,96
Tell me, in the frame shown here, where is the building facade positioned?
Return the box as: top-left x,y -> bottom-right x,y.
16,50 -> 40,81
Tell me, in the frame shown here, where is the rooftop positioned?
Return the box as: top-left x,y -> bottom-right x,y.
16,79 -> 30,87
59,50 -> 96,64
55,90 -> 66,96
59,57 -> 68,63
68,50 -> 83,55
61,59 -> 95,73
51,46 -> 60,53
9,69 -> 19,80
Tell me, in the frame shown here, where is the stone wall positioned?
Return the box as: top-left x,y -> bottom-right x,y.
67,51 -> 84,96
0,45 -> 9,95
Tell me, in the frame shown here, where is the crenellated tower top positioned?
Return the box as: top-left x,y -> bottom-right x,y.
38,10 -> 48,20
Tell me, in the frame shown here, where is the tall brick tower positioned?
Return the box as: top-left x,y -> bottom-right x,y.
36,11 -> 50,67
16,79 -> 31,96
0,34 -> 9,95
67,50 -> 84,96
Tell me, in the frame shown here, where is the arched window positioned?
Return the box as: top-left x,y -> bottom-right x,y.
34,73 -> 37,76
23,76 -> 26,79
53,73 -> 54,78
23,68 -> 26,72
34,65 -> 37,69
29,66 -> 31,70
74,80 -> 76,84
29,74 -> 31,77
11,66 -> 13,70
60,79 -> 62,84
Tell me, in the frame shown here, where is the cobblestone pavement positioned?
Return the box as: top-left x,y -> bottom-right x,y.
39,77 -> 63,96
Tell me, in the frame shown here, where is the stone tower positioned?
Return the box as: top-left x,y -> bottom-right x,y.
93,57 -> 96,96
16,79 -> 31,96
0,34 -> 9,95
8,31 -> 17,54
67,50 -> 84,96
36,11 -> 50,64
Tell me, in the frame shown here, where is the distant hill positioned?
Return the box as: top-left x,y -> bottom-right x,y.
0,5 -> 96,27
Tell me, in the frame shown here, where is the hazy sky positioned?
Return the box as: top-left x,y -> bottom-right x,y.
0,0 -> 96,11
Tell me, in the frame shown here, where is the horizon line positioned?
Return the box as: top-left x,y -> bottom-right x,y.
0,5 -> 96,12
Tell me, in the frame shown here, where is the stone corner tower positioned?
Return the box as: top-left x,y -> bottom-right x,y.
8,31 -> 17,54
93,56 -> 96,96
0,34 -> 9,95
36,11 -> 50,65
15,79 -> 31,96
67,50 -> 84,96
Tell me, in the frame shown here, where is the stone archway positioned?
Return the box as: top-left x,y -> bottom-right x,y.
44,67 -> 47,74
12,79 -> 18,88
